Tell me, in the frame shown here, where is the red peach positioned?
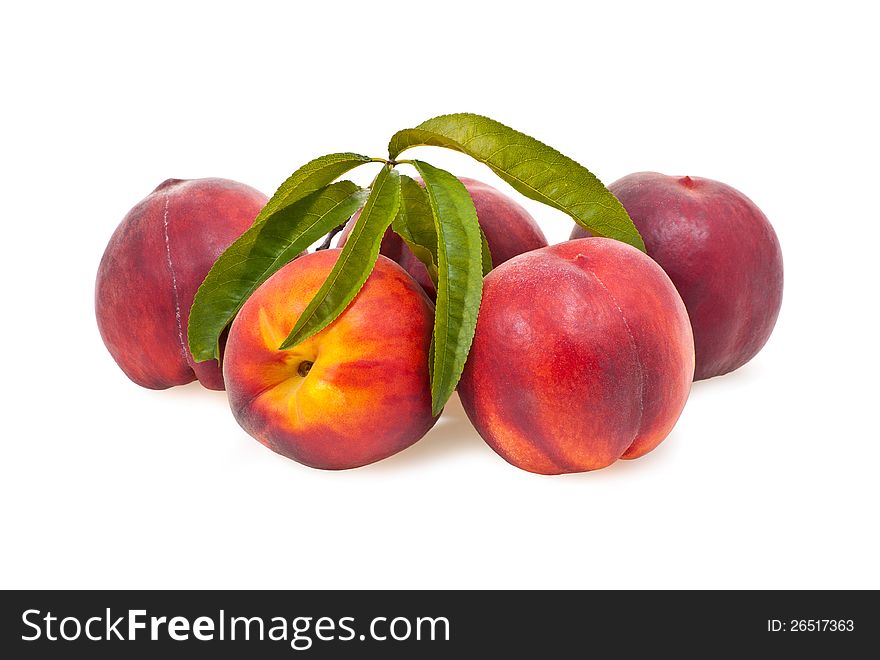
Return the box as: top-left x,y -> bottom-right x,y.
223,250 -> 437,470
571,173 -> 783,380
339,177 -> 548,298
458,238 -> 695,475
95,178 -> 267,389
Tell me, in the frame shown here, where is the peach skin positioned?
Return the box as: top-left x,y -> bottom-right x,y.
571,173 -> 783,380
223,250 -> 438,470
457,238 -> 695,475
96,178 -> 267,390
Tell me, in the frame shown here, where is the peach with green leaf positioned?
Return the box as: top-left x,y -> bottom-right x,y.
222,250 -> 437,469
339,176 -> 548,299
570,172 -> 783,380
186,114 -> 698,473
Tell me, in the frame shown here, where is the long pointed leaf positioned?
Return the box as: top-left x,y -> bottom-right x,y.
254,152 -> 373,225
188,182 -> 368,361
279,167 -> 401,350
389,114 -> 645,251
412,160 -> 483,416
479,227 -> 493,276
391,174 -> 439,286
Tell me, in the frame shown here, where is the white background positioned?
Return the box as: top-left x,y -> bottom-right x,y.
2,1 -> 878,589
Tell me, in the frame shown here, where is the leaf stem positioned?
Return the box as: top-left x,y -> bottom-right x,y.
315,223 -> 347,251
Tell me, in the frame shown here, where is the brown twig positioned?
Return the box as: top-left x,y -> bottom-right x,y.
315,224 -> 347,251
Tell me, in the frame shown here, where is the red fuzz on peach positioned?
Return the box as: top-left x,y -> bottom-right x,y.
571,173 -> 783,380
458,238 -> 695,475
95,178 -> 268,389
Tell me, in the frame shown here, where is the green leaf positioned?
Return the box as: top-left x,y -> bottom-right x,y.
479,227 -> 493,276
389,113 -> 645,251
391,174 -> 439,286
412,160 -> 483,416
188,181 -> 368,362
253,153 -> 373,225
280,167 -> 401,350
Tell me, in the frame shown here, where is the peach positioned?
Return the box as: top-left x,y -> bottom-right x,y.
223,250 -> 437,470
571,173 -> 783,380
95,178 -> 268,390
458,238 -> 694,475
339,177 -> 548,298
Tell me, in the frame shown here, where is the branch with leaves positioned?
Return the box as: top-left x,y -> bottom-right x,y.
188,113 -> 644,415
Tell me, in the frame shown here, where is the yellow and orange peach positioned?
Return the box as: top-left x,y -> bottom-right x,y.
458,238 -> 695,475
223,250 -> 438,469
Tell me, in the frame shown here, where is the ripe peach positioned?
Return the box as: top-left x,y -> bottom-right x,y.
571,173 -> 783,380
339,177 -> 548,298
223,250 -> 437,470
95,178 -> 267,390
458,238 -> 695,475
